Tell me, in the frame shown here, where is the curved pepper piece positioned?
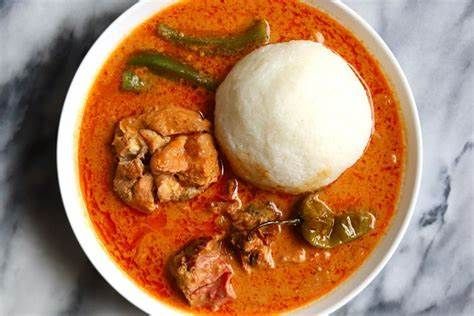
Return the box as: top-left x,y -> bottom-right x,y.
299,194 -> 375,249
127,52 -> 217,91
157,19 -> 270,55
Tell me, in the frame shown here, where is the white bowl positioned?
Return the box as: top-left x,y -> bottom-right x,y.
56,0 -> 422,314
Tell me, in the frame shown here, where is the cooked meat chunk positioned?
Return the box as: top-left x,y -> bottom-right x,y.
150,133 -> 219,201
111,106 -> 220,213
227,202 -> 282,272
138,129 -> 170,154
113,159 -> 156,213
209,181 -> 282,270
230,230 -> 275,270
155,174 -> 204,202
150,134 -> 220,186
229,201 -> 282,231
150,136 -> 189,174
182,133 -> 220,186
113,159 -> 143,201
112,117 -> 147,160
170,237 -> 236,311
143,106 -> 211,136
131,173 -> 156,212
211,179 -> 242,216
115,158 -> 144,181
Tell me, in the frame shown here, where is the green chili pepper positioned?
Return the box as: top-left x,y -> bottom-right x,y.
298,194 -> 375,249
330,212 -> 376,246
121,69 -> 146,92
127,52 -> 217,90
299,195 -> 335,248
157,19 -> 270,55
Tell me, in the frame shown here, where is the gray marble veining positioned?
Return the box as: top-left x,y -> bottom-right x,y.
0,0 -> 472,315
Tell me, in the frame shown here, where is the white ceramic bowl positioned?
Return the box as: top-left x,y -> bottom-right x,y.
57,0 -> 422,314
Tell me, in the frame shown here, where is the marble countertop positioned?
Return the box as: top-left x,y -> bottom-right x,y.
0,0 -> 472,315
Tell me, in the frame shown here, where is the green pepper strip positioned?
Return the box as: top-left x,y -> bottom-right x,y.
157,19 -> 270,55
127,52 -> 217,91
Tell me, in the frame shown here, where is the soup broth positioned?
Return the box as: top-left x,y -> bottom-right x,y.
78,0 -> 405,313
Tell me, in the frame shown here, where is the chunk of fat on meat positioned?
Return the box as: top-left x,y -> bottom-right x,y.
150,135 -> 189,174
143,106 -> 211,136
170,237 -> 236,311
154,174 -> 203,202
138,129 -> 170,154
182,133 -> 220,187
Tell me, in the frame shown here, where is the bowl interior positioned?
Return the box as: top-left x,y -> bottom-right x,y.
56,0 -> 422,315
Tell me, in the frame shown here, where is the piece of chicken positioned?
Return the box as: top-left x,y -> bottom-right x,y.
150,133 -> 220,200
143,106 -> 211,136
139,129 -> 170,154
113,159 -> 156,213
111,106 -> 220,213
182,133 -> 220,187
169,237 -> 236,311
227,202 -> 282,272
154,174 -> 204,202
112,117 -> 147,160
150,136 -> 189,174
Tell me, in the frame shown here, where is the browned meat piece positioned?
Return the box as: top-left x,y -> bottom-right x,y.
143,106 -> 211,136
210,179 -> 242,216
138,129 -> 170,154
181,133 -> 220,186
112,117 -> 147,160
150,136 -> 189,174
113,158 -> 144,204
150,133 -> 220,187
154,174 -> 204,202
150,133 -> 220,200
111,106 -> 219,213
230,231 -> 275,271
131,173 -> 156,212
113,159 -> 156,213
169,237 -> 236,311
115,158 -> 144,181
229,201 -> 282,231
227,202 -> 282,272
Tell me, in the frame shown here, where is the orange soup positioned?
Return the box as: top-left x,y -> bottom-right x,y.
78,0 -> 405,314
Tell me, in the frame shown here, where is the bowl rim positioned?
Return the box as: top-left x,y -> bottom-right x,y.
56,0 -> 422,315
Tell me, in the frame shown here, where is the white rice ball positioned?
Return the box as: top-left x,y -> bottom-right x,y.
215,41 -> 373,194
